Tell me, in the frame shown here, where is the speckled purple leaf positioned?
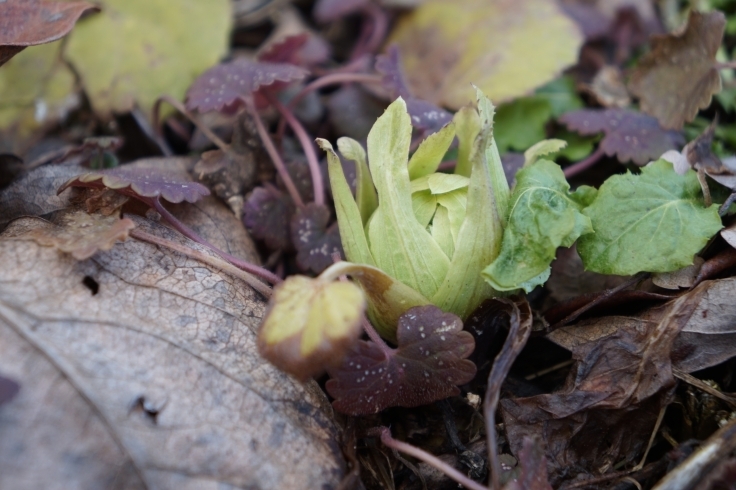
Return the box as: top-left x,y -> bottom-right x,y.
242,186 -> 295,252
258,34 -> 308,64
559,108 -> 685,165
186,58 -> 308,113
290,203 -> 343,273
376,46 -> 452,133
57,166 -> 210,203
326,305 -> 476,415
0,375 -> 20,407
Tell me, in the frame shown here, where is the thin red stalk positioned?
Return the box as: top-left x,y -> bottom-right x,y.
361,3 -> 388,56
245,98 -> 306,208
153,95 -> 231,155
276,72 -> 382,140
373,427 -> 487,490
150,198 -> 283,285
716,61 -> 736,70
362,317 -> 394,357
563,147 -> 606,179
268,94 -> 325,206
130,228 -> 272,297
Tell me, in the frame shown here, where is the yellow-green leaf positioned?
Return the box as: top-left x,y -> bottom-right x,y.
0,41 -> 78,152
64,0 -> 231,117
524,139 -> 568,166
337,137 -> 377,225
388,0 -> 583,109
407,121 -> 456,179
258,275 -> 364,381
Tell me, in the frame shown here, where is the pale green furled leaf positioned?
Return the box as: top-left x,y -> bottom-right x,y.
431,206 -> 454,257
366,98 -> 450,299
64,0 -> 231,117
524,139 -> 567,166
453,106 -> 481,177
407,122 -> 456,179
427,173 -> 469,194
317,139 -> 375,266
436,191 -> 467,242
432,90 -> 504,318
577,160 -> 723,275
337,137 -> 377,225
494,97 -> 552,154
476,87 -> 510,225
320,262 -> 431,342
482,159 -> 594,292
411,190 -> 437,227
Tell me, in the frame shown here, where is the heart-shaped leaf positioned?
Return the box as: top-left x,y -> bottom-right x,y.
290,203 -> 343,274
326,305 -> 476,415
58,164 -> 211,204
559,108 -> 685,165
186,58 -> 308,113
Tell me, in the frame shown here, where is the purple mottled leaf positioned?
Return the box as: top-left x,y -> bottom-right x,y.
326,85 -> 387,141
313,0 -> 368,23
559,108 -> 685,165
242,186 -> 295,252
0,375 -> 20,406
376,46 -> 452,133
57,166 -> 210,204
258,34 -> 308,64
186,58 -> 308,113
326,305 -> 476,415
290,203 -> 343,273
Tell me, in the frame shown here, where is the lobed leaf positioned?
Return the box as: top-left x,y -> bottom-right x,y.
258,275 -> 365,382
559,108 -> 685,165
577,160 -> 723,275
628,11 -> 725,130
186,58 -> 308,113
482,160 -> 594,292
58,165 -> 211,204
325,305 -> 476,415
290,203 -> 343,274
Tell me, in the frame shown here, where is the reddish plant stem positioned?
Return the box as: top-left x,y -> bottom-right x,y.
362,317 -> 394,357
130,228 -> 273,297
351,3 -> 388,60
267,94 -> 325,206
371,427 -> 487,490
245,98 -> 306,208
716,61 -> 736,70
149,197 -> 283,285
153,95 -> 231,155
563,147 -> 606,179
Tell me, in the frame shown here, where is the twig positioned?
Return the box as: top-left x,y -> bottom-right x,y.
129,228 -> 272,297
244,97 -> 306,208
484,298 -> 533,490
718,191 -> 736,216
370,426 -> 487,490
267,94 -> 325,206
563,147 -> 606,179
148,197 -> 283,285
673,368 -> 736,409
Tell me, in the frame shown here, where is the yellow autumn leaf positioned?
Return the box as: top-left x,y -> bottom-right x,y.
64,0 -> 231,118
258,276 -> 365,381
388,0 -> 583,109
0,41 -> 78,152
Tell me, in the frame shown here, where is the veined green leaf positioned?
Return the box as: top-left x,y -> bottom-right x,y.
524,139 -> 567,166
366,98 -> 451,299
407,122 -> 456,179
411,190 -> 437,227
317,139 -> 375,266
433,90 -> 504,318
337,137 -> 377,226
431,206 -> 455,257
577,160 -> 722,275
482,159 -> 594,292
476,90 -> 511,221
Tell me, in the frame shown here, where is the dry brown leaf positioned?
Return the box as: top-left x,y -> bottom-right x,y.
23,207 -> 135,260
628,10 -> 725,129
0,215 -> 346,489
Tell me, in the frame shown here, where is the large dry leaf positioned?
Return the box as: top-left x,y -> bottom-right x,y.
628,11 -> 725,130
0,215 -> 346,489
388,0 -> 583,109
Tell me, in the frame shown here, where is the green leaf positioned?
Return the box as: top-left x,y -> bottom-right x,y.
524,139 -> 567,166
433,90 -> 505,317
557,129 -> 597,161
366,98 -> 450,299
65,0 -> 231,117
534,76 -> 584,117
482,159 -> 594,292
494,97 -> 553,153
407,122 -> 456,179
337,137 -> 377,225
453,106 -> 481,177
317,139 -> 375,267
577,160 -> 723,275
476,89 -> 511,221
